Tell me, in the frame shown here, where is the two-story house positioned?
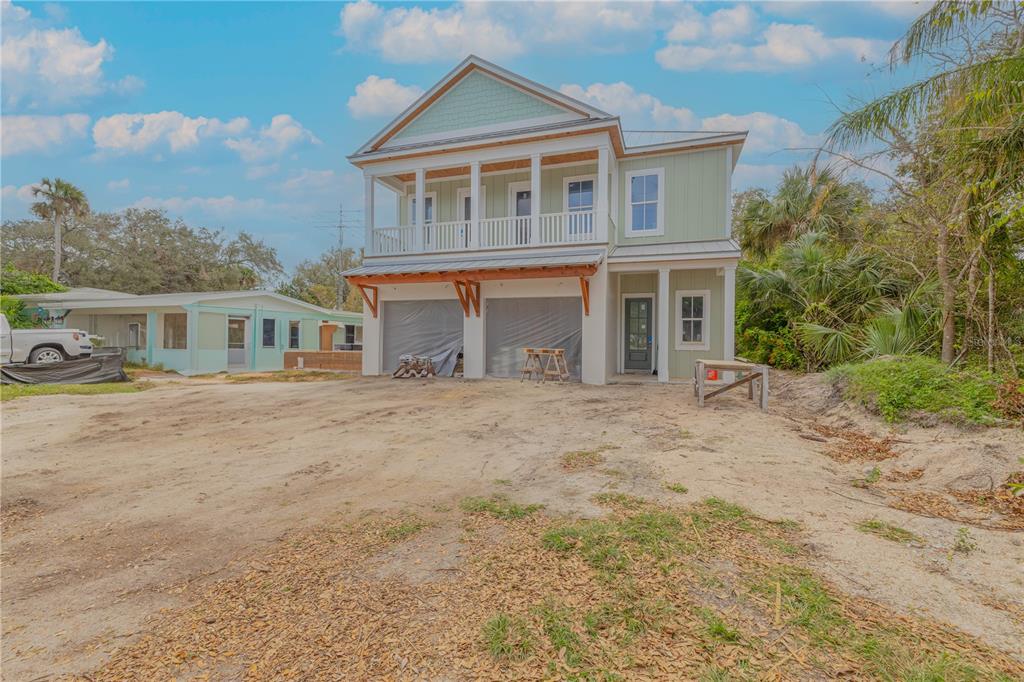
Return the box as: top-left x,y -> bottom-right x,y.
343,56 -> 745,385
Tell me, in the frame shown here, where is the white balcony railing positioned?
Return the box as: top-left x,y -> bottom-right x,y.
372,211 -> 600,256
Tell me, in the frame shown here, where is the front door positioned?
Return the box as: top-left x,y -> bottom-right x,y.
227,316 -> 248,368
624,297 -> 653,371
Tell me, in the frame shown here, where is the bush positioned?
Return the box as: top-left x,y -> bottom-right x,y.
0,265 -> 65,295
0,296 -> 37,329
828,356 -> 1001,425
737,326 -> 802,369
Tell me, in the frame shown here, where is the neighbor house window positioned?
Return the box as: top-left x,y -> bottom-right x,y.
565,175 -> 595,236
675,290 -> 710,351
163,313 -> 187,350
626,168 -> 664,236
288,321 -> 300,349
262,318 -> 276,348
345,325 -> 356,344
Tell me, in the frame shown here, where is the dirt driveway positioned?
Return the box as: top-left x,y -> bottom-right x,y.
2,375 -> 1022,679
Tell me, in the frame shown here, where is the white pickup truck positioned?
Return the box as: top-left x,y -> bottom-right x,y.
0,313 -> 94,364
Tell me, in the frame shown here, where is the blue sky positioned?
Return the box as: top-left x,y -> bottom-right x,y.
1,1 -> 925,268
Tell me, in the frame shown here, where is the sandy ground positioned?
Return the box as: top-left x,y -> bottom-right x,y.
2,374 -> 1022,679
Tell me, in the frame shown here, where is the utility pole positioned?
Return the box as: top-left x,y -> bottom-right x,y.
315,203 -> 362,310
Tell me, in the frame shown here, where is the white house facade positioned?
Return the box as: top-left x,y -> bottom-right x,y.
344,56 -> 745,385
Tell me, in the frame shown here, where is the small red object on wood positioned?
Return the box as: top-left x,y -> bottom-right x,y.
706,369 -> 718,381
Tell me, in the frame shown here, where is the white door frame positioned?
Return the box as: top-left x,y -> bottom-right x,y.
456,185 -> 487,220
618,290 -> 656,374
227,315 -> 249,368
507,181 -> 531,216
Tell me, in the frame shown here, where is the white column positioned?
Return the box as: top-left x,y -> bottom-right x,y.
530,153 -> 541,245
581,263 -> 609,385
363,174 -> 375,256
361,307 -> 382,376
723,264 -> 736,361
414,168 -> 425,252
463,285 -> 485,379
470,161 -> 481,250
596,146 -> 609,242
610,154 -> 619,239
657,267 -> 670,383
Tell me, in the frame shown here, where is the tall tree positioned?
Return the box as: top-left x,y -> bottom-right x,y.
30,178 -> 89,283
277,246 -> 362,311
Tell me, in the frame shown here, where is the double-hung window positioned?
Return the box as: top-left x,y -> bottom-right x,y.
564,175 -> 594,237
675,290 -> 710,351
626,168 -> 664,236
262,318 -> 277,348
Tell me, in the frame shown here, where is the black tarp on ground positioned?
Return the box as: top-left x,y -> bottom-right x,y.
1,350 -> 129,384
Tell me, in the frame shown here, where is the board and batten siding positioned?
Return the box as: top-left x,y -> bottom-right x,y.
615,148 -> 728,245
668,269 -> 724,379
398,163 -> 598,224
391,71 -> 568,142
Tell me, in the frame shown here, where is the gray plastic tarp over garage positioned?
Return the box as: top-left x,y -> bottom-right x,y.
381,300 -> 464,376
485,297 -> 582,379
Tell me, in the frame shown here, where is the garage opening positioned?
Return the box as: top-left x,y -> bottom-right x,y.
485,297 -> 582,379
382,300 -> 464,376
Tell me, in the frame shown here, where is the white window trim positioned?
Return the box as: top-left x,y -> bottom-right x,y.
456,185 -> 487,220
625,167 -> 665,238
563,174 -> 596,213
507,181 -> 531,217
674,289 -> 710,351
406,191 -> 437,225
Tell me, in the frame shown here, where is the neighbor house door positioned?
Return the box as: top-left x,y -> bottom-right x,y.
624,297 -> 653,371
227,316 -> 248,368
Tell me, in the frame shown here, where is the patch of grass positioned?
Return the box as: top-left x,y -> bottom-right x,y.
381,517 -> 430,542
702,497 -> 748,521
856,635 -> 998,682
952,527 -> 978,554
751,566 -> 850,645
459,494 -> 542,520
226,370 -> 355,383
492,478 -> 512,486
561,448 -> 607,471
828,356 -> 1002,425
534,602 -> 585,668
583,593 -> 672,645
592,492 -> 646,510
853,466 -> 882,488
856,519 -> 922,545
482,613 -> 533,661
664,482 -> 689,494
762,537 -> 800,556
698,608 -> 741,643
0,381 -> 153,401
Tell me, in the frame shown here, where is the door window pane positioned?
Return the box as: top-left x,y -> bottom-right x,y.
515,190 -> 531,216
567,180 -> 593,212
288,321 -> 300,349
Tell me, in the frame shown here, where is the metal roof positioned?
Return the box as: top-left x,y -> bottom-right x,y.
622,130 -> 745,150
609,239 -> 741,261
345,250 -> 604,277
16,287 -> 138,302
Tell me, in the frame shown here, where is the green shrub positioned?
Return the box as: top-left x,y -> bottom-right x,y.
828,356 -> 1001,425
0,265 -> 66,296
736,326 -> 802,369
0,296 -> 38,328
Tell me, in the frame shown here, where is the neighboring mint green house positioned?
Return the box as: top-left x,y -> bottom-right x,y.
17,289 -> 362,374
344,56 -> 745,384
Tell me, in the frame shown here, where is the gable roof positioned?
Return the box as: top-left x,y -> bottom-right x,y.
352,55 -> 613,157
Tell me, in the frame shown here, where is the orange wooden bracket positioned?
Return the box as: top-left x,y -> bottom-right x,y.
356,283 -> 379,318
452,280 -> 470,317
466,281 -> 481,316
579,276 -> 590,316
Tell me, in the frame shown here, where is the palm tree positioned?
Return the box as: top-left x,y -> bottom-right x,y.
734,166 -> 869,260
30,178 -> 89,283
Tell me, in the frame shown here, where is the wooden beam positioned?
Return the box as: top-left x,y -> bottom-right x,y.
579,276 -> 590,316
452,280 -> 470,317
356,283 -> 379,318
467,281 -> 481,316
346,263 -> 598,286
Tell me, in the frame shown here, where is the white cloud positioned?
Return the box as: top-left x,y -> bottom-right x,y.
708,4 -> 756,41
1,113 -> 90,156
562,82 -> 818,154
245,163 -> 280,180
223,114 -> 320,163
657,20 -> 888,72
93,111 -> 250,154
338,0 -> 666,63
0,3 -> 143,109
733,163 -> 789,190
106,178 -> 130,191
276,169 -> 338,195
347,75 -> 423,119
2,183 -> 37,205
130,194 -> 270,218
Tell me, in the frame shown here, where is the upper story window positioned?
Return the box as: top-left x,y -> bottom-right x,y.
626,168 -> 665,237
675,290 -> 710,351
564,175 -> 595,236
408,193 -> 436,224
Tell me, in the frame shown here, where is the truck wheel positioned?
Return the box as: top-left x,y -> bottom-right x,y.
29,347 -> 65,364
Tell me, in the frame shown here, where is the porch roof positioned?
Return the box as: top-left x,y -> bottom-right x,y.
344,250 -> 603,279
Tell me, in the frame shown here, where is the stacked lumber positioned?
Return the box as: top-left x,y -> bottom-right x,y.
393,355 -> 436,378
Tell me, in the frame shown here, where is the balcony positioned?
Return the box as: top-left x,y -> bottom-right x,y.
371,211 -> 603,256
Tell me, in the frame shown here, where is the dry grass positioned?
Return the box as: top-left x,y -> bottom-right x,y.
560,445 -> 617,471
884,468 -> 925,483
0,381 -> 153,401
856,519 -> 923,545
225,370 -> 356,383
811,424 -> 900,462
78,498 -> 1023,681
893,487 -> 1024,531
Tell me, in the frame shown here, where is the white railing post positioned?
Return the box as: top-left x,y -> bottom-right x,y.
363,173 -> 375,256
530,153 -> 541,245
470,161 -> 480,250
596,146 -> 609,243
414,168 -> 425,252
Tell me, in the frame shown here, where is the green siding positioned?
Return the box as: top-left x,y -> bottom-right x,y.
616,149 -> 727,245
620,273 -> 656,295
300,318 -> 318,350
393,71 -> 567,141
198,312 -> 226,350
667,269 -> 724,378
